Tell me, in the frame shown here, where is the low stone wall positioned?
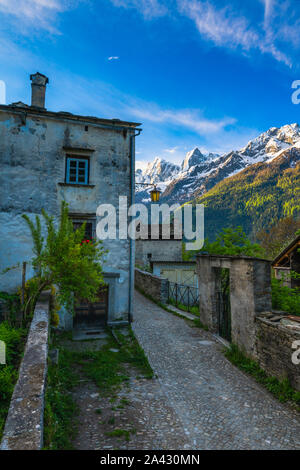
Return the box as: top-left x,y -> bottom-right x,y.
135,268 -> 169,304
1,291 -> 50,450
255,314 -> 300,391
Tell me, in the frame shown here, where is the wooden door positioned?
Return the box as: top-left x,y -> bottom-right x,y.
74,285 -> 108,329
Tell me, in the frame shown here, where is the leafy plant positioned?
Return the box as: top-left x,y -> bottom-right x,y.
22,201 -> 106,316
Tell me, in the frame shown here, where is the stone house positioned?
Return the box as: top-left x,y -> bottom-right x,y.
0,72 -> 141,330
272,235 -> 300,288
135,224 -> 183,268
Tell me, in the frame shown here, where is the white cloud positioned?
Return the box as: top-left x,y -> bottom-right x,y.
260,0 -> 300,49
0,0 -> 79,33
262,0 -> 273,24
130,104 -> 236,135
178,0 -> 291,66
164,146 -> 179,154
108,56 -> 120,61
108,0 -> 293,66
109,0 -> 168,19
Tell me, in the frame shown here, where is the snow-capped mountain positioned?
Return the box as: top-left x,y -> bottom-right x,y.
135,123 -> 300,204
135,157 -> 180,202
136,157 -> 180,184
181,147 -> 208,172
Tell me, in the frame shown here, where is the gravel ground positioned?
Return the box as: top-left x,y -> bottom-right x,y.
132,290 -> 300,450
71,366 -> 191,450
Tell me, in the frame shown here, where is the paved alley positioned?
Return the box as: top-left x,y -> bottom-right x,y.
132,290 -> 300,450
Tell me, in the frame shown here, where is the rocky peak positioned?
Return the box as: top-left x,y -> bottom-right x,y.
181,147 -> 206,172
240,123 -> 300,157
136,157 -> 180,184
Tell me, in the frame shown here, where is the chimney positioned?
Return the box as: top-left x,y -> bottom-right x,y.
30,72 -> 49,108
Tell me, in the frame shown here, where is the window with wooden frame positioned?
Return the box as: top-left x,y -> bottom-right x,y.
72,220 -> 94,240
66,156 -> 89,185
70,214 -> 96,242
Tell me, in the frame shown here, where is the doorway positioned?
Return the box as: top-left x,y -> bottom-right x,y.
74,285 -> 109,331
215,268 -> 231,342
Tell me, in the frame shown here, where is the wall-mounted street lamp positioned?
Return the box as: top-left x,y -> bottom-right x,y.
136,182 -> 161,203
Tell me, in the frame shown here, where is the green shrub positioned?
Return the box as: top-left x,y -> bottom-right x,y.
22,201 -> 106,316
271,278 -> 300,316
0,292 -> 21,326
0,366 -> 16,400
0,322 -> 27,365
0,322 -> 27,440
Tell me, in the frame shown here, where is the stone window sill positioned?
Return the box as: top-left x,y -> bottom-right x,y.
58,182 -> 95,188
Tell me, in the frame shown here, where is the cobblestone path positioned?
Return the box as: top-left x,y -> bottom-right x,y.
132,290 -> 300,450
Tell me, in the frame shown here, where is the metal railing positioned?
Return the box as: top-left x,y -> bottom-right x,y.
168,281 -> 199,311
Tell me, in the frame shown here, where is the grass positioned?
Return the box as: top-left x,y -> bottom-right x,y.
105,428 -> 136,442
0,322 -> 28,441
225,344 -> 300,410
118,398 -> 130,408
43,348 -> 80,450
75,328 -> 153,395
44,326 -> 153,449
168,298 -> 200,316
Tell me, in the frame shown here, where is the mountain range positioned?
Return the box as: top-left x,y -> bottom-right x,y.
135,123 -> 300,239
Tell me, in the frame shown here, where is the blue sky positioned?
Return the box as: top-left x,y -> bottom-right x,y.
0,0 -> 300,169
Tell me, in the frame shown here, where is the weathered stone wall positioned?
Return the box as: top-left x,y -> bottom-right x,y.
196,254 -> 272,357
1,291 -> 50,450
135,239 -> 182,267
135,268 -> 168,304
230,257 -> 272,357
0,106 -> 135,323
255,315 -> 300,391
196,254 -> 300,390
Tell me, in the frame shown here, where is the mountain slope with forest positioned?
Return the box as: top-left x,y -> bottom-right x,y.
193,146 -> 300,241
